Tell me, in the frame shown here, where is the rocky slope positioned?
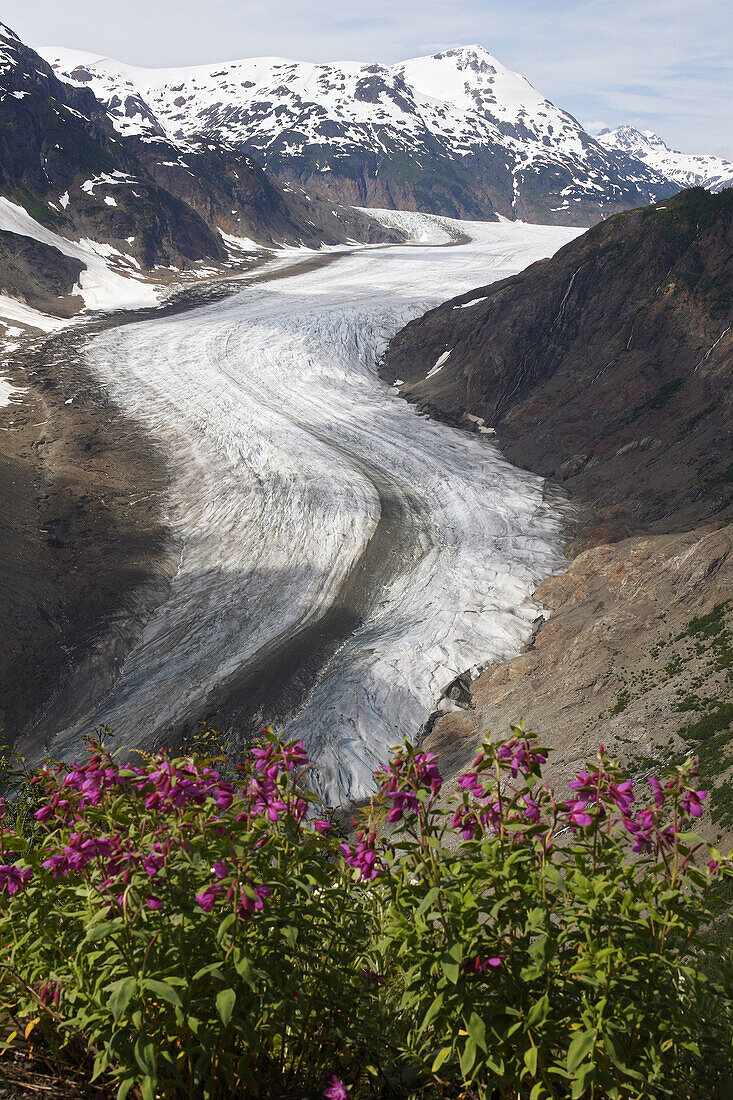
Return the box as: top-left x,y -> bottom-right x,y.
599,126 -> 733,193
39,44 -> 678,227
385,187 -> 733,541
426,529 -> 733,843
0,24 -> 223,277
384,186 -> 733,840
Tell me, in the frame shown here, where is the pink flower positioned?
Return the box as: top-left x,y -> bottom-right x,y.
195,886 -> 222,912
566,800 -> 593,828
236,883 -> 271,919
462,954 -> 504,974
146,897 -> 162,910
523,795 -> 541,823
458,771 -> 485,799
609,780 -> 634,815
0,864 -> 32,895
647,776 -> 664,807
144,853 -> 164,877
380,751 -> 442,822
362,968 -> 386,985
340,832 -> 382,881
681,789 -> 707,819
313,819 -> 332,834
324,1076 -> 348,1099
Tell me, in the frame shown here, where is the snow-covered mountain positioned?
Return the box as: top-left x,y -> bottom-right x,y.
0,22 -> 398,327
598,126 -> 733,193
40,44 -> 678,226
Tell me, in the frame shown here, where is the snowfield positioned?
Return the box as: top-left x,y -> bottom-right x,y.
46,214 -> 581,802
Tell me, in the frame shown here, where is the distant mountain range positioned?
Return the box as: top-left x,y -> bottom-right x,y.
598,125 -> 733,193
39,43 -> 683,227
0,23 -> 395,321
1,18 -> 730,326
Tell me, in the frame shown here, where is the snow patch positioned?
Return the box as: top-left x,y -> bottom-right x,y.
426,349 -> 451,378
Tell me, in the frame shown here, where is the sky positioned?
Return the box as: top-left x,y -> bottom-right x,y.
7,0 -> 733,157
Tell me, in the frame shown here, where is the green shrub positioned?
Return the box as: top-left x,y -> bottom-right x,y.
0,736 -> 378,1099
0,726 -> 731,1098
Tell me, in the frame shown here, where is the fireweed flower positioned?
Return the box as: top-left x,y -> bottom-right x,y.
144,853 -> 164,877
195,886 -> 223,912
458,770 -> 485,799
462,954 -> 504,974
340,831 -> 382,881
233,883 -> 271,918
523,795 -> 541,823
362,968 -> 386,986
681,789 -> 708,818
0,864 -> 31,895
379,751 -> 443,823
496,739 -> 547,778
565,800 -> 593,828
324,1077 -> 349,1099
608,780 -> 635,814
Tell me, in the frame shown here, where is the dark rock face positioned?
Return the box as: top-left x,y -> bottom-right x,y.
0,24 -> 224,269
130,134 -> 397,249
384,187 -> 733,537
0,232 -> 84,313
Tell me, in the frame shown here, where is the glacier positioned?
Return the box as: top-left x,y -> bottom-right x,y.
41,214 -> 581,803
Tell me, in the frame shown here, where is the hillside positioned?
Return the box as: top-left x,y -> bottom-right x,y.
384,186 -> 733,840
384,187 -> 733,538
39,44 -> 678,227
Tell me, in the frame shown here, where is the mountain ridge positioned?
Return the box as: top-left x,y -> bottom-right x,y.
0,22 -> 399,325
598,124 -> 733,193
39,42 -> 679,226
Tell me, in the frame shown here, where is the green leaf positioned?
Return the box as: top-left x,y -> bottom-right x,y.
527,994 -> 549,1029
91,1049 -> 109,1081
441,957 -> 460,984
420,991 -> 443,1032
431,1045 -> 453,1074
567,1028 -> 597,1073
108,977 -> 136,1021
216,912 -> 236,944
467,1011 -> 487,1053
459,1036 -> 477,1079
524,1045 -> 538,1076
86,920 -> 123,943
141,1077 -> 156,1100
234,954 -> 256,989
133,1038 -> 157,1077
571,1061 -> 596,1098
142,979 -> 182,1007
216,987 -> 236,1027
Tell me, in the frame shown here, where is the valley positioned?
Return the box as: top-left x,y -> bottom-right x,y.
8,215 -> 578,803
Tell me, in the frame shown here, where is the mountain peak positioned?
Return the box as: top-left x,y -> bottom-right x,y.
599,125 -> 733,192
36,41 -> 682,226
